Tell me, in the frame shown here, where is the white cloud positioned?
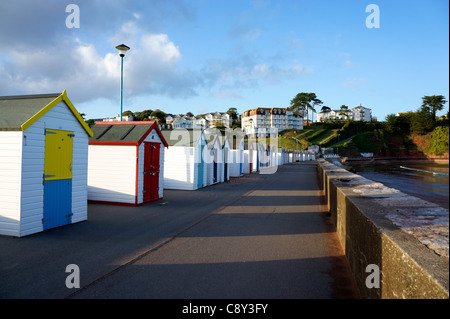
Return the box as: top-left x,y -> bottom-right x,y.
0,28 -> 185,102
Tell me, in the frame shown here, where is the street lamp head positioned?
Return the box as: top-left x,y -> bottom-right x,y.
115,44 -> 130,57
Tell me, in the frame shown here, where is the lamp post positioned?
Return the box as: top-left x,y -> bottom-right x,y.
115,44 -> 130,121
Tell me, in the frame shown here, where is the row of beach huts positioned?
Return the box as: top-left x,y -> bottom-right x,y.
0,92 -> 315,237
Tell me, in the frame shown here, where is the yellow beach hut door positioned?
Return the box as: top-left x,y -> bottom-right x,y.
43,129 -> 73,230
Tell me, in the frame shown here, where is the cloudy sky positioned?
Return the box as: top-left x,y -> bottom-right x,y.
0,0 -> 448,121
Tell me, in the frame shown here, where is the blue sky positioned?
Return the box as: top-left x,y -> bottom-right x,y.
0,0 -> 448,121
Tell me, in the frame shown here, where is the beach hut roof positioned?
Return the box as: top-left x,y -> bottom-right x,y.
160,129 -> 205,147
89,121 -> 168,147
0,90 -> 93,137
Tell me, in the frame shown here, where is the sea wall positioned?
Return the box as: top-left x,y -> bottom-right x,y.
317,159 -> 449,299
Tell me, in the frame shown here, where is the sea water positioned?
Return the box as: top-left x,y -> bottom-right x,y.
348,161 -> 449,209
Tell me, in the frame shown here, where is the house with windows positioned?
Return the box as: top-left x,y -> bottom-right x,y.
316,104 -> 372,122
241,107 -> 303,137
166,114 -> 210,130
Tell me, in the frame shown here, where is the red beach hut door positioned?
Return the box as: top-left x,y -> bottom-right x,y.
143,142 -> 160,202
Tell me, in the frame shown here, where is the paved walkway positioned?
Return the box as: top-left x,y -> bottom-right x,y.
0,162 -> 359,299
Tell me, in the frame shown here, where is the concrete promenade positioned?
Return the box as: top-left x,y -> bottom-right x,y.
0,162 -> 359,299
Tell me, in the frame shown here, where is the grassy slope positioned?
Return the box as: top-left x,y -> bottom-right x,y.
250,121 -> 448,157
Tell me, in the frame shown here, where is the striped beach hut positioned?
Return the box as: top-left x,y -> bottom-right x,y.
88,121 -> 168,206
0,91 -> 93,237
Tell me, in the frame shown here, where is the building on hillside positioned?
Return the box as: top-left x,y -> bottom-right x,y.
166,114 -> 210,130
102,114 -> 134,122
316,104 -> 372,122
205,112 -> 232,128
240,107 -> 303,138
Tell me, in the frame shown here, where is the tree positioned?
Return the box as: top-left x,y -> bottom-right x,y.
321,106 -> 331,113
410,109 -> 434,134
421,95 -> 447,126
227,107 -> 238,123
122,110 -> 135,117
135,109 -> 153,121
311,98 -> 322,123
290,92 -> 321,126
150,109 -> 166,123
339,105 -> 350,120
85,119 -> 95,127
384,113 -> 411,133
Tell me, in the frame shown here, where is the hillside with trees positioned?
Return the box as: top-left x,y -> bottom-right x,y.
280,94 -> 449,158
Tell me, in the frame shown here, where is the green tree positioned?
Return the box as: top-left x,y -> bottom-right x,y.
122,110 -> 135,117
320,106 -> 331,113
384,113 -> 411,133
311,98 -> 323,123
227,107 -> 238,123
150,109 -> 166,123
339,105 -> 349,120
135,109 -> 153,121
429,126 -> 449,155
421,95 -> 447,126
410,109 -> 434,134
290,92 -> 321,125
85,119 -> 95,127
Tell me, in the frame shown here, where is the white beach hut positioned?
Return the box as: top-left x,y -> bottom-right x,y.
88,121 -> 168,206
221,134 -> 231,182
161,129 -> 208,190
0,91 -> 93,237
204,130 -> 222,186
229,136 -> 245,177
242,139 -> 252,174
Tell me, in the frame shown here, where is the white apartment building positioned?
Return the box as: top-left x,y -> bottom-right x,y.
316,104 -> 372,122
241,107 -> 303,137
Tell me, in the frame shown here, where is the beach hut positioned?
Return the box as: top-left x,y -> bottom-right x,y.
251,140 -> 260,172
277,148 -> 286,166
244,140 -> 257,173
88,121 -> 168,206
0,91 -> 93,237
221,134 -> 231,182
204,130 -> 222,185
229,136 -> 245,177
161,129 -> 208,190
